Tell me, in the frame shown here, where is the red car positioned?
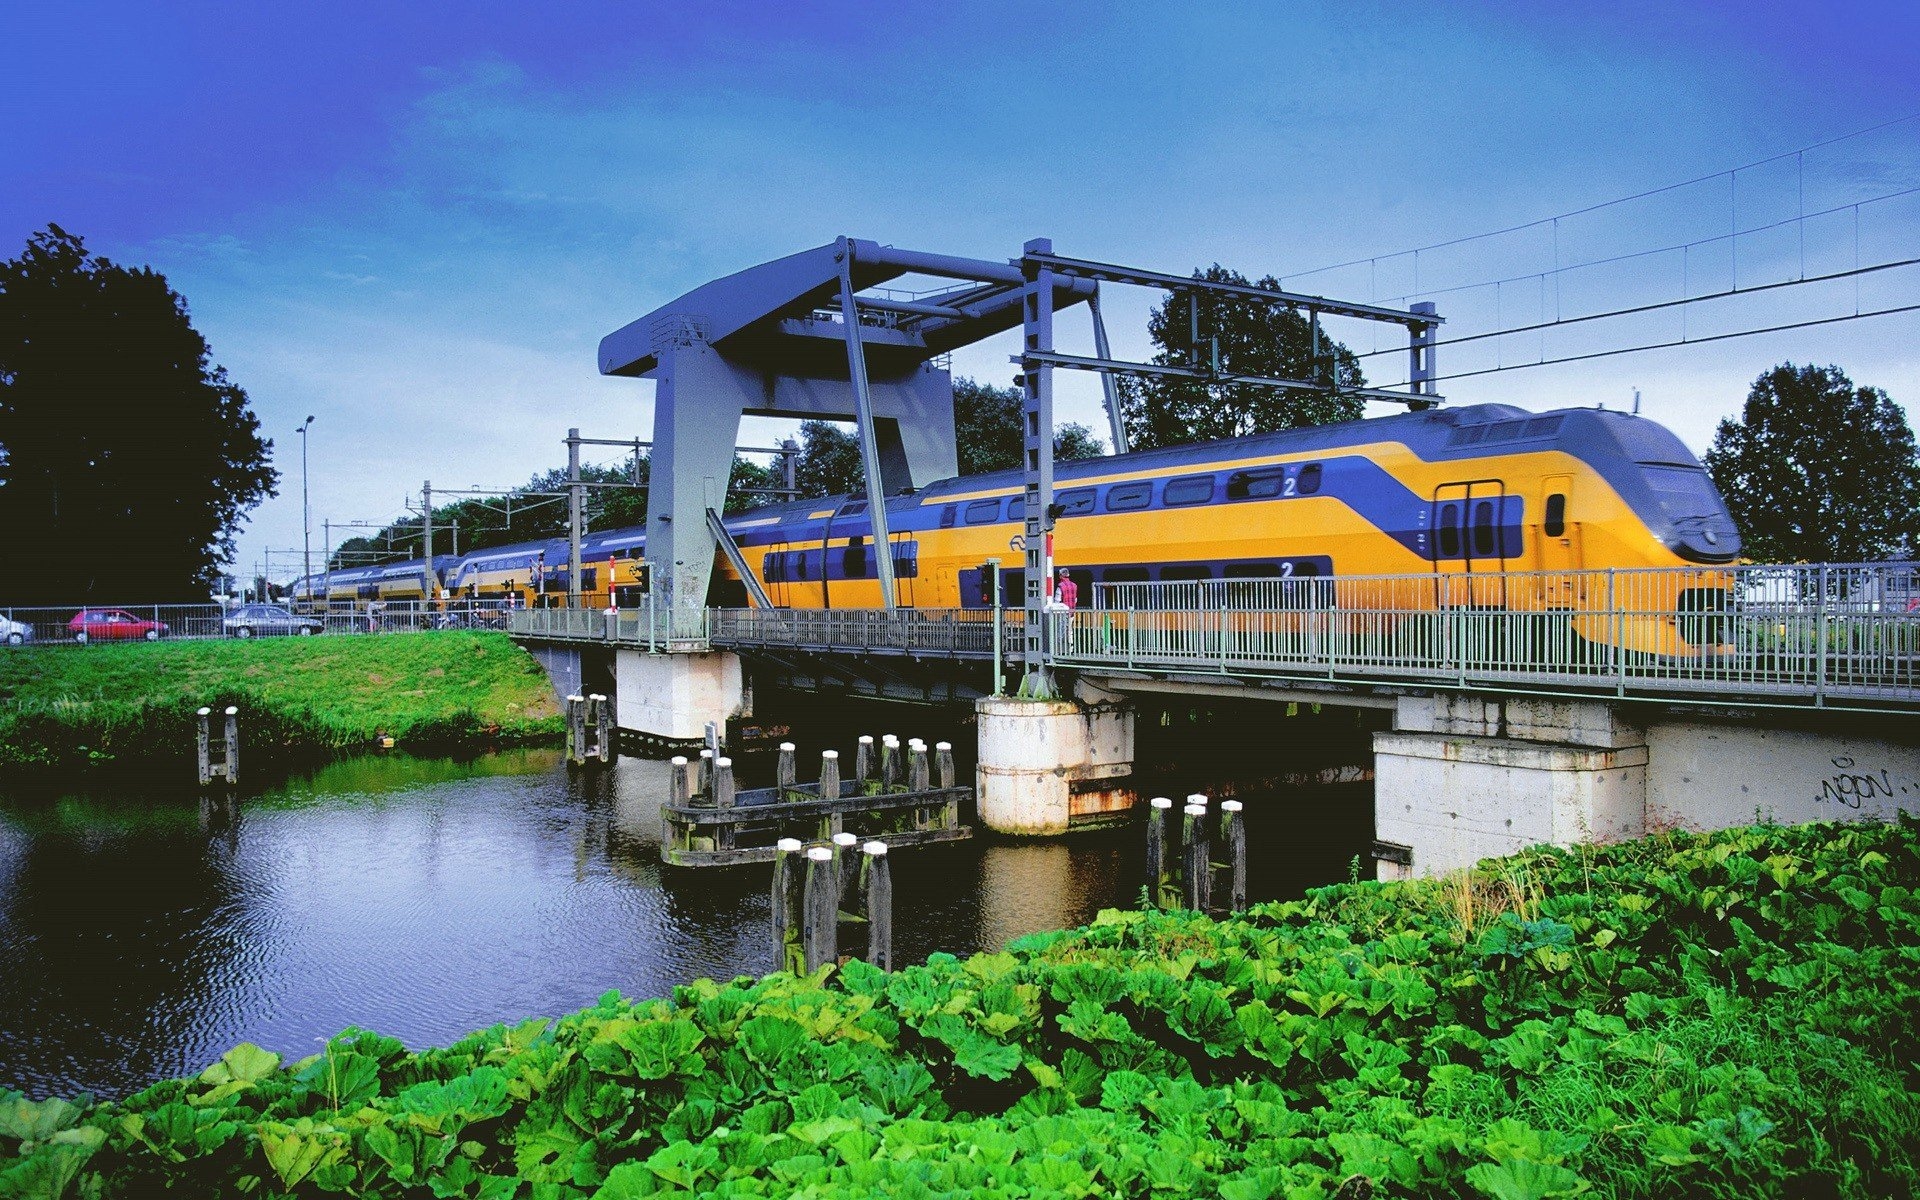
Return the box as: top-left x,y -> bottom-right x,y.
69,609 -> 169,643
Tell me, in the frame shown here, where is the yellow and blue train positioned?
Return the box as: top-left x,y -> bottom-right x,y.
293,403 -> 1742,652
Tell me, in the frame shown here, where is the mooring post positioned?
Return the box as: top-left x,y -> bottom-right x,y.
565,695 -> 585,764
862,841 -> 893,971
777,742 -> 797,794
772,837 -> 805,973
1221,798 -> 1247,913
881,735 -> 901,791
196,707 -> 212,786
589,693 -> 612,762
908,739 -> 930,791
819,749 -> 843,840
854,735 -> 874,790
223,706 -> 239,787
668,756 -> 691,807
1146,796 -> 1171,907
833,830 -> 860,902
802,846 -> 838,973
935,741 -> 955,789
713,756 -> 736,809
697,748 -> 714,800
1181,802 -> 1207,911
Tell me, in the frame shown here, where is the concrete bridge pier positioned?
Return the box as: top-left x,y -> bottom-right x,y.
1372,696 -> 1647,880
612,647 -> 748,754
1373,693 -> 1920,880
975,683 -> 1136,835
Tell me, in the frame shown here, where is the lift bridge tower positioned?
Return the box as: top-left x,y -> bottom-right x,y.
596,236 -> 1438,755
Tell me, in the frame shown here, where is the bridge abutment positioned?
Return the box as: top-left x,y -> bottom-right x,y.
1373,694 -> 1920,878
612,648 -> 748,753
975,692 -> 1135,835
1373,696 -> 1647,879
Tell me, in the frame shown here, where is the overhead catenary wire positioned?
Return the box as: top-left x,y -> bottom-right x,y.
1280,111 -> 1920,285
1384,302 -> 1920,388
1346,256 -> 1920,362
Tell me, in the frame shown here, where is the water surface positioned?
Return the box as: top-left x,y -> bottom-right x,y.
0,746 -> 1366,1099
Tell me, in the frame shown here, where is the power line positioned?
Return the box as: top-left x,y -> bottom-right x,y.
1363,184 -> 1920,309
1377,302 -> 1920,388
1349,256 -> 1920,362
1282,111 -> 1920,284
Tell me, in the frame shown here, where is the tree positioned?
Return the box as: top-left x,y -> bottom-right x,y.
0,225 -> 277,603
954,377 -> 1104,475
1704,363 -> 1920,562
1120,264 -> 1366,450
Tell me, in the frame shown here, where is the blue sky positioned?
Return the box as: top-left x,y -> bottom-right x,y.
5,1 -> 1917,583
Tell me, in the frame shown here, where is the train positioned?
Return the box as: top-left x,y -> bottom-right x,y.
291,402 -> 1743,652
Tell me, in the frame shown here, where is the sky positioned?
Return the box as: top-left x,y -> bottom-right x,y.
5,1 -> 1918,585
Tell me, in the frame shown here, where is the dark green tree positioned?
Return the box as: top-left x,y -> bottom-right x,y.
1704,363 -> 1920,562
1120,264 -> 1366,450
954,377 -> 1104,474
0,226 -> 278,602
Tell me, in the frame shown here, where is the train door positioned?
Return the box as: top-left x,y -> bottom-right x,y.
1431,480 -> 1508,610
764,541 -> 791,608
1537,474 -> 1582,599
889,531 -> 917,607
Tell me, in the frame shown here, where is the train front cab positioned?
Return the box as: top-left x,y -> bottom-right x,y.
1417,463 -> 1735,666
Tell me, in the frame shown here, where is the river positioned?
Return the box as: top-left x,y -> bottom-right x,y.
0,739 -> 1369,1100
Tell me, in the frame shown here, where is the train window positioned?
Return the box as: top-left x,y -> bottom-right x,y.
1471,500 -> 1497,557
1160,565 -> 1213,581
839,501 -> 867,516
1297,463 -> 1323,494
1523,416 -> 1565,438
1545,493 -> 1566,538
1005,497 -> 1025,522
1437,503 -> 1462,557
965,499 -> 1002,525
1105,482 -> 1152,511
1056,488 -> 1096,516
1227,468 -> 1286,499
843,539 -> 867,578
1163,475 -> 1214,506
1483,422 -> 1523,443
794,552 -> 809,581
1103,566 -> 1151,583
939,505 -> 957,528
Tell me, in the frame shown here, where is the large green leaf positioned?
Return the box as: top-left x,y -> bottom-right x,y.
1466,1159 -> 1589,1199
198,1043 -> 281,1087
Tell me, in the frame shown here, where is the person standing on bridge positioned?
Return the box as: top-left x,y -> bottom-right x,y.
1055,567 -> 1078,611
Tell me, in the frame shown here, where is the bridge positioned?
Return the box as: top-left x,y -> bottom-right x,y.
512,559 -> 1920,878
515,236 -> 1919,880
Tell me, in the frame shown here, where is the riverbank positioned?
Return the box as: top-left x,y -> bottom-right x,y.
0,631 -> 563,770
3,816 -> 1914,1197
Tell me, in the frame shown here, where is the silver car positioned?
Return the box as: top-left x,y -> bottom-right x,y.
0,615 -> 32,646
223,604 -> 323,638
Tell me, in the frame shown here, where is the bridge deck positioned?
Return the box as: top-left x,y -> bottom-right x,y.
509,564 -> 1920,714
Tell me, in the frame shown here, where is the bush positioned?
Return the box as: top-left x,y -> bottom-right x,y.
4,818 -> 1918,1197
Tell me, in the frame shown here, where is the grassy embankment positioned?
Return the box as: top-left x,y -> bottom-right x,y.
0,632 -> 563,770
3,817 -> 1917,1198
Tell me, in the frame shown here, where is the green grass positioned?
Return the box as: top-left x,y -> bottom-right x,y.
3,818 -> 1917,1198
0,632 -> 563,769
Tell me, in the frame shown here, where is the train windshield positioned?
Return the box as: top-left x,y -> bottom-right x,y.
1641,466 -> 1725,521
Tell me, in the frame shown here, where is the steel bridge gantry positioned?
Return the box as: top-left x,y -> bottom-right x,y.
598,237 -> 1442,691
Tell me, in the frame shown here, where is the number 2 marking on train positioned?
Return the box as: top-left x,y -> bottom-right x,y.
1282,475 -> 1298,497
1280,562 -> 1295,577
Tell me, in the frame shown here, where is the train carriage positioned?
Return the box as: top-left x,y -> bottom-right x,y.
713,402 -> 1741,658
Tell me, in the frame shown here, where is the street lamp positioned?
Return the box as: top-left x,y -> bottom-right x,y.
298,415 -> 315,599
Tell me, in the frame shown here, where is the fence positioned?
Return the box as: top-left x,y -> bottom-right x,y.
1068,563 -> 1920,707
0,598 -> 526,647
506,562 -> 1920,710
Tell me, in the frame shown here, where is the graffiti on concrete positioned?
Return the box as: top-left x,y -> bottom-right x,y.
1814,756 -> 1916,810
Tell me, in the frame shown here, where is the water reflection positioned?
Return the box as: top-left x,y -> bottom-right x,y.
0,748 -> 1365,1100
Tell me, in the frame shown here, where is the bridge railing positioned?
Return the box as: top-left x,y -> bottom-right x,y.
1068,563 -> 1920,706
708,607 -> 1024,660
